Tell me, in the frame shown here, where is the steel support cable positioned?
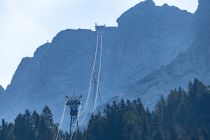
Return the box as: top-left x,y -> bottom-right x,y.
98,88 -> 103,105
71,29 -> 103,135
79,31 -> 100,117
93,31 -> 103,112
56,29 -> 103,140
79,30 -> 102,124
54,102 -> 67,140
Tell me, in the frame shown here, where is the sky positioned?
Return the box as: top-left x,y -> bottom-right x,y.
0,0 -> 198,88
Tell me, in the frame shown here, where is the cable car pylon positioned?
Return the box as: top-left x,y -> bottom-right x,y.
56,24 -> 105,140
66,95 -> 82,139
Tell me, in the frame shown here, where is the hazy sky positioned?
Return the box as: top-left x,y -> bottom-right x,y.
0,0 -> 198,88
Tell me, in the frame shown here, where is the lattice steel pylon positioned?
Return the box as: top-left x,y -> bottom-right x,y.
66,95 -> 82,137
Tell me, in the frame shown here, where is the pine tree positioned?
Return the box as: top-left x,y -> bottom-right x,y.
14,114 -> 25,140
32,111 -> 41,139
0,120 -> 15,140
40,106 -> 55,140
41,106 -> 53,129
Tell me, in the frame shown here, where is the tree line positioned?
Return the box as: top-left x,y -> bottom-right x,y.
0,106 -> 71,140
1,79 -> 210,140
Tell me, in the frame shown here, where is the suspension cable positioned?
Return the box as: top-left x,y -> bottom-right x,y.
56,27 -> 104,140
93,31 -> 103,112
78,30 -> 103,124
54,102 -> 67,140
79,31 -> 100,117
98,88 -> 103,105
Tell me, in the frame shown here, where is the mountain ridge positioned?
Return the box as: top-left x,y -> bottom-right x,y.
0,85 -> 4,95
0,0 -> 195,121
127,0 -> 210,109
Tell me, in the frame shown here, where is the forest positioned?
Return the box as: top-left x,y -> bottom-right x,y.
1,79 -> 210,140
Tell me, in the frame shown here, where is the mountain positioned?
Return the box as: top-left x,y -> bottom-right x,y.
0,86 -> 4,95
115,0 -> 193,85
128,0 -> 210,109
0,85 -> 4,106
0,0 -> 194,121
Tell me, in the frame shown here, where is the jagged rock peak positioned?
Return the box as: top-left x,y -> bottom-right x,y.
117,0 -> 156,23
33,42 -> 51,59
117,0 -> 191,27
194,0 -> 210,38
140,0 -> 155,6
125,0 -> 156,9
197,0 -> 210,13
0,85 -> 4,94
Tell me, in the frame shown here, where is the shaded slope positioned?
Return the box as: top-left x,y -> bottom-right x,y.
128,0 -> 210,109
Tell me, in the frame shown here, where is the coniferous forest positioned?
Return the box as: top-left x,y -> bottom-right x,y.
1,79 -> 210,140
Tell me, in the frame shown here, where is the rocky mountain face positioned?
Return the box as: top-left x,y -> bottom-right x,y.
0,86 -> 4,108
128,0 -> 210,109
0,0 -> 194,121
0,86 -> 4,95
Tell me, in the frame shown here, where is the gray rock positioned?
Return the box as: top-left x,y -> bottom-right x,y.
1,0 -> 194,123
127,0 -> 210,109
